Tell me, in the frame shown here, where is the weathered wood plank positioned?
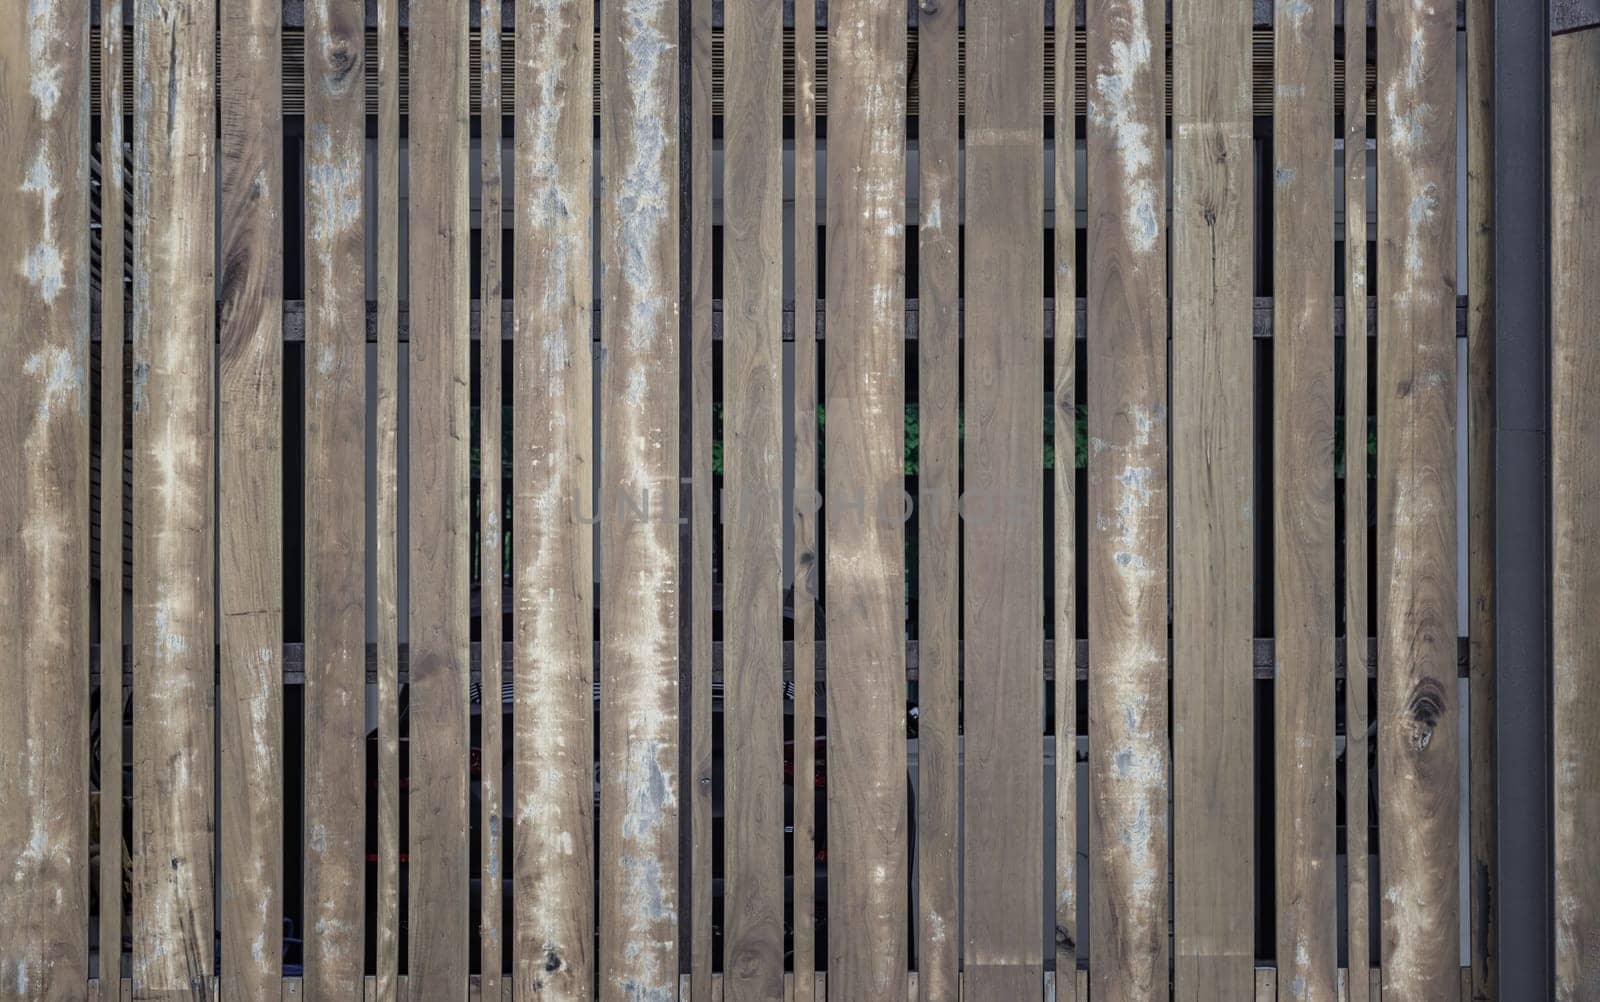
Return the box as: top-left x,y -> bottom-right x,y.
723,0 -> 786,989
916,0 -> 959,994
1342,13 -> 1372,1002
1171,0 -> 1254,993
131,0 -> 216,993
1376,0 -> 1460,993
1273,0 -> 1339,998
409,0 -> 473,991
823,0 -> 908,993
0,0 -> 92,991
962,0 -> 1045,996
1552,26 -> 1600,1002
478,0 -> 505,991
1085,0 -> 1169,996
597,0 -> 681,993
219,0 -> 285,994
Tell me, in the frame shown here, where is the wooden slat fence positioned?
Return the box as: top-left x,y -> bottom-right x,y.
4,0 -> 1587,998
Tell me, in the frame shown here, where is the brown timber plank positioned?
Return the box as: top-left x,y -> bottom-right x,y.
1273,0 -> 1338,997
1085,0 -> 1169,996
1342,12 -> 1372,1002
917,0 -> 960,994
219,0 -> 285,993
597,0 -> 682,993
0,0 -> 91,990
1376,0 -> 1460,993
409,0 -> 473,991
512,0 -> 595,990
1171,0 -> 1254,993
823,0 -> 908,993
131,0 -> 217,994
1465,0 -> 1495,996
1553,26 -> 1600,1002
723,0 -> 787,989
962,0 -> 1044,996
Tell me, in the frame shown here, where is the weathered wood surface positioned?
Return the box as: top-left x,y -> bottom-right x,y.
1376,0 -> 1460,994
1085,0 -> 1169,997
219,0 -> 285,994
1171,0 -> 1254,993
1,0 -> 91,992
962,0 -> 1045,996
1273,0 -> 1338,998
597,0 -> 682,993
917,0 -> 960,994
1553,26 -> 1600,1002
409,0 -> 472,992
132,0 -> 217,994
823,0 -> 908,994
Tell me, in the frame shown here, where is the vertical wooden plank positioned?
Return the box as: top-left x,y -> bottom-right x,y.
1257,968 -> 1278,1001
1465,0 -> 1496,996
1273,0 -> 1338,997
1552,26 -> 1600,1002
1171,0 -> 1254,993
792,0 -> 820,997
962,0 -> 1044,995
373,0 -> 403,994
0,0 -> 91,990
303,0 -> 368,993
598,0 -> 681,992
219,0 -> 284,994
824,0 -> 907,993
917,0 -> 959,996
131,0 -> 215,993
512,0 -> 595,989
722,0 -> 785,989
478,1 -> 505,994
1342,14 -> 1372,1002
99,0 -> 128,987
1085,0 -> 1168,995
1376,0 -> 1459,992
409,0 -> 472,991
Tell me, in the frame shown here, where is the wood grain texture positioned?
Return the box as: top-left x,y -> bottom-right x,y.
597,0 -> 681,993
0,0 -> 91,992
100,0 -> 129,988
131,0 -> 217,994
823,0 -> 908,994
1553,27 -> 1600,1002
1342,14 -> 1372,1002
373,0 -> 402,995
512,0 -> 595,992
1272,0 -> 1338,998
218,0 -> 284,994
1465,0 -> 1495,996
1376,0 -> 1459,993
479,0 -> 505,992
1171,0 -> 1254,994
1085,0 -> 1169,996
722,0 -> 786,989
962,0 -> 1044,996
916,0 -> 960,995
409,0 -> 473,991
303,0 -> 368,992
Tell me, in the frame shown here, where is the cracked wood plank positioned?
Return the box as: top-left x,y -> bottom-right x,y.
1171,0 -> 1253,993
822,0 -> 908,993
0,0 -> 91,993
962,0 -> 1045,995
131,0 -> 217,995
1376,0 -> 1460,994
597,0 -> 681,994
408,0 -> 472,992
1273,0 -> 1338,998
218,0 -> 284,994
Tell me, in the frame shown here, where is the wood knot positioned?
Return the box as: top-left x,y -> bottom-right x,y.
1054,924 -> 1075,950
1403,676 -> 1446,751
